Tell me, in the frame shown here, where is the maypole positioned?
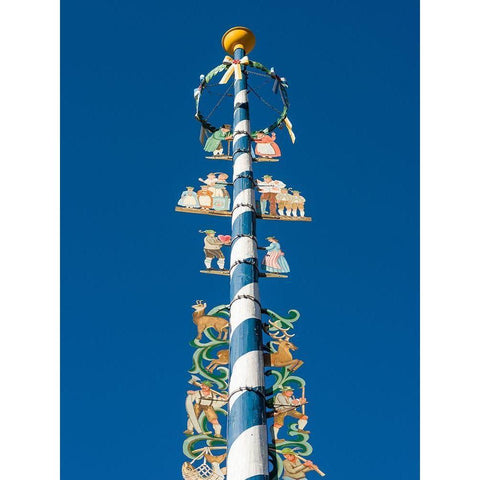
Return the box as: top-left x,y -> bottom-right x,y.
179,26 -> 325,480
224,27 -> 268,480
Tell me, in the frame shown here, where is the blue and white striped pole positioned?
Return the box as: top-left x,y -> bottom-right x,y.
225,28 -> 269,480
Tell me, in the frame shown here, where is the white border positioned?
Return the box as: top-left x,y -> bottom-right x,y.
422,1 -> 480,479
0,1 -> 60,479
1,1 -> 479,478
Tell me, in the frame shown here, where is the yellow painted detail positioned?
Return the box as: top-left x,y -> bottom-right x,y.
221,26 -> 256,55
219,55 -> 250,84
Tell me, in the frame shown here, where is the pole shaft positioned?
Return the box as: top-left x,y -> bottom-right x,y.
227,47 -> 269,480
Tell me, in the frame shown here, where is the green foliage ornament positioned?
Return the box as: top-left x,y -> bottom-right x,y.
194,59 -> 291,137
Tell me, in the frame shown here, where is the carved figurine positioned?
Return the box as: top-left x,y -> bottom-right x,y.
197,185 -> 214,210
262,236 -> 290,274
276,187 -> 293,216
200,230 -> 230,270
271,386 -> 309,444
203,124 -> 232,156
253,131 -> 281,158
211,173 -> 230,211
178,187 -> 200,209
199,172 -> 218,188
264,320 -> 304,372
257,175 -> 286,215
182,449 -> 227,480
198,173 -> 231,211
184,380 -> 227,438
290,190 -> 306,217
191,300 -> 229,341
206,348 -> 229,373
281,449 -> 321,479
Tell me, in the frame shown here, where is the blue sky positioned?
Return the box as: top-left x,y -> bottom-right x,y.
61,1 -> 419,479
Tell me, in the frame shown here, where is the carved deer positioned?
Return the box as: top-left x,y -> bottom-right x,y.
264,320 -> 304,372
192,300 -> 229,341
206,349 -> 229,372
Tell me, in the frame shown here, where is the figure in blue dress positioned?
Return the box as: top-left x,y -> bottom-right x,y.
178,186 -> 200,209
262,236 -> 290,274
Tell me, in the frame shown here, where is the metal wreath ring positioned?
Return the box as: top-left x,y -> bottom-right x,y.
194,59 -> 289,135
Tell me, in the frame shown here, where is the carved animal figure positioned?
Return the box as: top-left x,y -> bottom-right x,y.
206,349 -> 230,372
192,300 -> 229,341
182,462 -> 200,480
264,321 -> 304,372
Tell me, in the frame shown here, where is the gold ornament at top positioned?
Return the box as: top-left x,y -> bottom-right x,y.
221,26 -> 256,55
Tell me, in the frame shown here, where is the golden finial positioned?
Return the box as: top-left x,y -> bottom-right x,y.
221,26 -> 256,55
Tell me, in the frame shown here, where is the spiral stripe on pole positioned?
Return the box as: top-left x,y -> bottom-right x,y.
227,46 -> 269,480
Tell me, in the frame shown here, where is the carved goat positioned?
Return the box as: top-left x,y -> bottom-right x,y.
192,300 -> 229,341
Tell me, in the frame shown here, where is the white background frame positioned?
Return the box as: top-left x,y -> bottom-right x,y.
0,1 -> 479,478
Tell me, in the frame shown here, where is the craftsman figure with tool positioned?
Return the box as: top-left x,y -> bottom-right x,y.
184,380 -> 227,438
271,385 -> 309,444
282,449 -> 324,479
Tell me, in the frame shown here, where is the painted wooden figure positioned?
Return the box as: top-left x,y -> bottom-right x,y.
200,230 -> 231,270
185,380 -> 228,438
197,185 -> 214,210
276,188 -> 293,216
178,187 -> 200,209
281,449 -> 321,480
271,386 -> 308,444
253,131 -> 281,158
198,172 -> 218,189
203,125 -> 232,156
262,236 -> 290,274
211,173 -> 231,211
191,300 -> 229,341
198,173 -> 231,211
290,190 -> 306,217
182,449 -> 227,480
257,175 -> 287,215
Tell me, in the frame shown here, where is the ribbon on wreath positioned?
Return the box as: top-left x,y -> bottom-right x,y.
272,75 -> 288,94
219,55 -> 249,84
284,117 -> 296,144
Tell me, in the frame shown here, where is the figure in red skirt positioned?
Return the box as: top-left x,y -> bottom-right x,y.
253,131 -> 281,158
